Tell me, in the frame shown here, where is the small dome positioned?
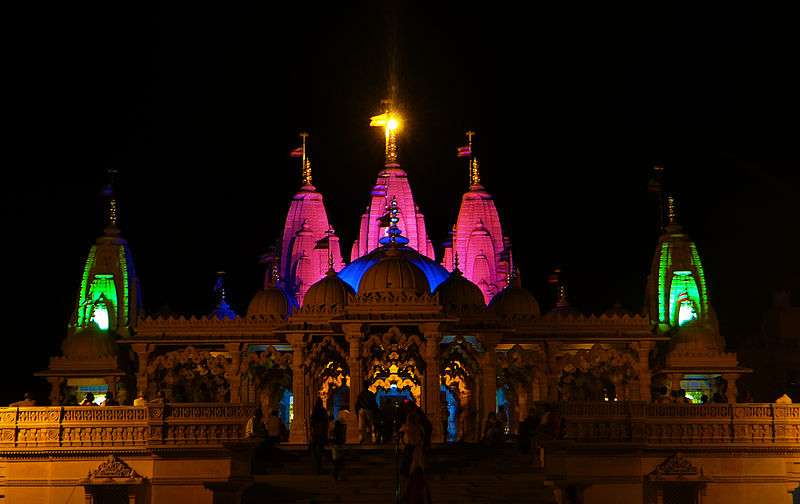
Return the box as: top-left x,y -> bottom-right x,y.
303,271 -> 354,310
247,287 -> 296,318
435,270 -> 485,311
489,282 -> 541,318
358,250 -> 430,296
62,324 -> 117,360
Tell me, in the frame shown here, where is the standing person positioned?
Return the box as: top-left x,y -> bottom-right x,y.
482,412 -> 500,446
309,399 -> 328,474
266,409 -> 283,444
355,382 -> 376,443
101,393 -> 119,406
401,405 -> 431,504
331,411 -> 347,481
80,392 -> 97,406
9,392 -> 36,407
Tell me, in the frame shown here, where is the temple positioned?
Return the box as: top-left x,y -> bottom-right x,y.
2,120 -> 798,504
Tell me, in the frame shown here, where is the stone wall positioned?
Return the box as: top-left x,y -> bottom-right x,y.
0,403 -> 256,504
545,402 -> 800,504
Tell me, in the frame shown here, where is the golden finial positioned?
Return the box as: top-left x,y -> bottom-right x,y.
470,158 -> 481,186
303,158 -> 312,186
370,100 -> 401,166
666,194 -> 677,226
103,168 -> 119,229
300,132 -> 311,185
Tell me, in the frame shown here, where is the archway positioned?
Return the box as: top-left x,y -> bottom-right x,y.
497,345 -> 544,433
146,347 -> 230,402
440,338 -> 481,442
305,336 -> 351,421
241,346 -> 292,431
362,328 -> 425,442
557,345 -> 639,401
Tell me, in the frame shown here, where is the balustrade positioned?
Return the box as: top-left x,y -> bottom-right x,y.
557,401 -> 800,446
0,403 -> 254,450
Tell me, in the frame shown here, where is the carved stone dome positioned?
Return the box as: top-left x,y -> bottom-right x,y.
357,249 -> 430,296
303,270 -> 354,310
489,280 -> 541,318
435,269 -> 485,311
247,287 -> 296,318
62,324 -> 117,360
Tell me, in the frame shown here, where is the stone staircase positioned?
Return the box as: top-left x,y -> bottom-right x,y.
243,443 -> 556,503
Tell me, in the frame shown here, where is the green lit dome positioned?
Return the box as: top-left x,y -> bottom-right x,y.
357,249 -> 430,297
61,324 -> 117,360
435,269 -> 485,312
303,271 -> 354,310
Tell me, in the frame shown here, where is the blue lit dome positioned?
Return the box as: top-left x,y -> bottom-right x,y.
338,245 -> 449,295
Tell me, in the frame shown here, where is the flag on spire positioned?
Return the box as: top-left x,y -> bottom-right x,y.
457,145 -> 472,157
289,147 -> 303,158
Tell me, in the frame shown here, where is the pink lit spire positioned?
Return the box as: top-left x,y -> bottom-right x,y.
278,133 -> 343,305
443,131 -> 513,303
351,101 -> 434,260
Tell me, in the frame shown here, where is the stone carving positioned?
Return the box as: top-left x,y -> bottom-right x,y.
557,345 -> 639,401
89,455 -> 140,479
650,453 -> 702,480
146,347 -> 230,402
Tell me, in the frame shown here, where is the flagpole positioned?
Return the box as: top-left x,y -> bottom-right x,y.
465,130 -> 475,187
300,132 -> 309,185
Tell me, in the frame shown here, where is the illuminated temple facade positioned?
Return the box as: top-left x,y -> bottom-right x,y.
3,122 -> 799,504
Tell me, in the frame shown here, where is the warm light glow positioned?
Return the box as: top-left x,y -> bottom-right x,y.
386,117 -> 399,131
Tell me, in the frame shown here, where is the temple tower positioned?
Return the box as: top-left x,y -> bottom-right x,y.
646,194 -> 748,402
442,132 -> 513,303
278,133 -> 344,305
350,103 -> 435,260
38,177 -> 141,404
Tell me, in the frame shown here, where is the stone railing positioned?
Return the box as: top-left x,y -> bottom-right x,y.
0,403 -> 255,450
557,402 -> 800,445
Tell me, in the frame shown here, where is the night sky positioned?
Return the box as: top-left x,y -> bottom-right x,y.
3,3 -> 798,404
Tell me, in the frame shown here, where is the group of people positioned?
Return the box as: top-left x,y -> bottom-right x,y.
9,391 -> 123,407
354,383 -> 419,445
653,385 -> 728,405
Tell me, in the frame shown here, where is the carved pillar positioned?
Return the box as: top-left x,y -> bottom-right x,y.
224,343 -> 244,403
479,333 -> 500,436
104,376 -> 120,400
544,342 -> 561,402
343,324 -> 363,415
132,344 -> 151,399
636,341 -> 654,402
668,373 -> 683,394
421,323 -> 443,443
47,377 -> 65,405
287,333 -> 308,444
722,373 -> 740,404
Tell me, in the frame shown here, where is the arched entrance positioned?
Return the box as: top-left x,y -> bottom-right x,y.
241,346 -> 293,432
440,338 -> 481,442
305,336 -> 350,420
497,345 -> 543,434
556,345 -> 639,401
362,328 -> 424,443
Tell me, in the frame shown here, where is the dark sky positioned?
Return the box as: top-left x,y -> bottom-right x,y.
3,3 -> 798,404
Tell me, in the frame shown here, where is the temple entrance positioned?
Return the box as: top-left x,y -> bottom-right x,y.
440,338 -> 480,442
362,328 -> 424,443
